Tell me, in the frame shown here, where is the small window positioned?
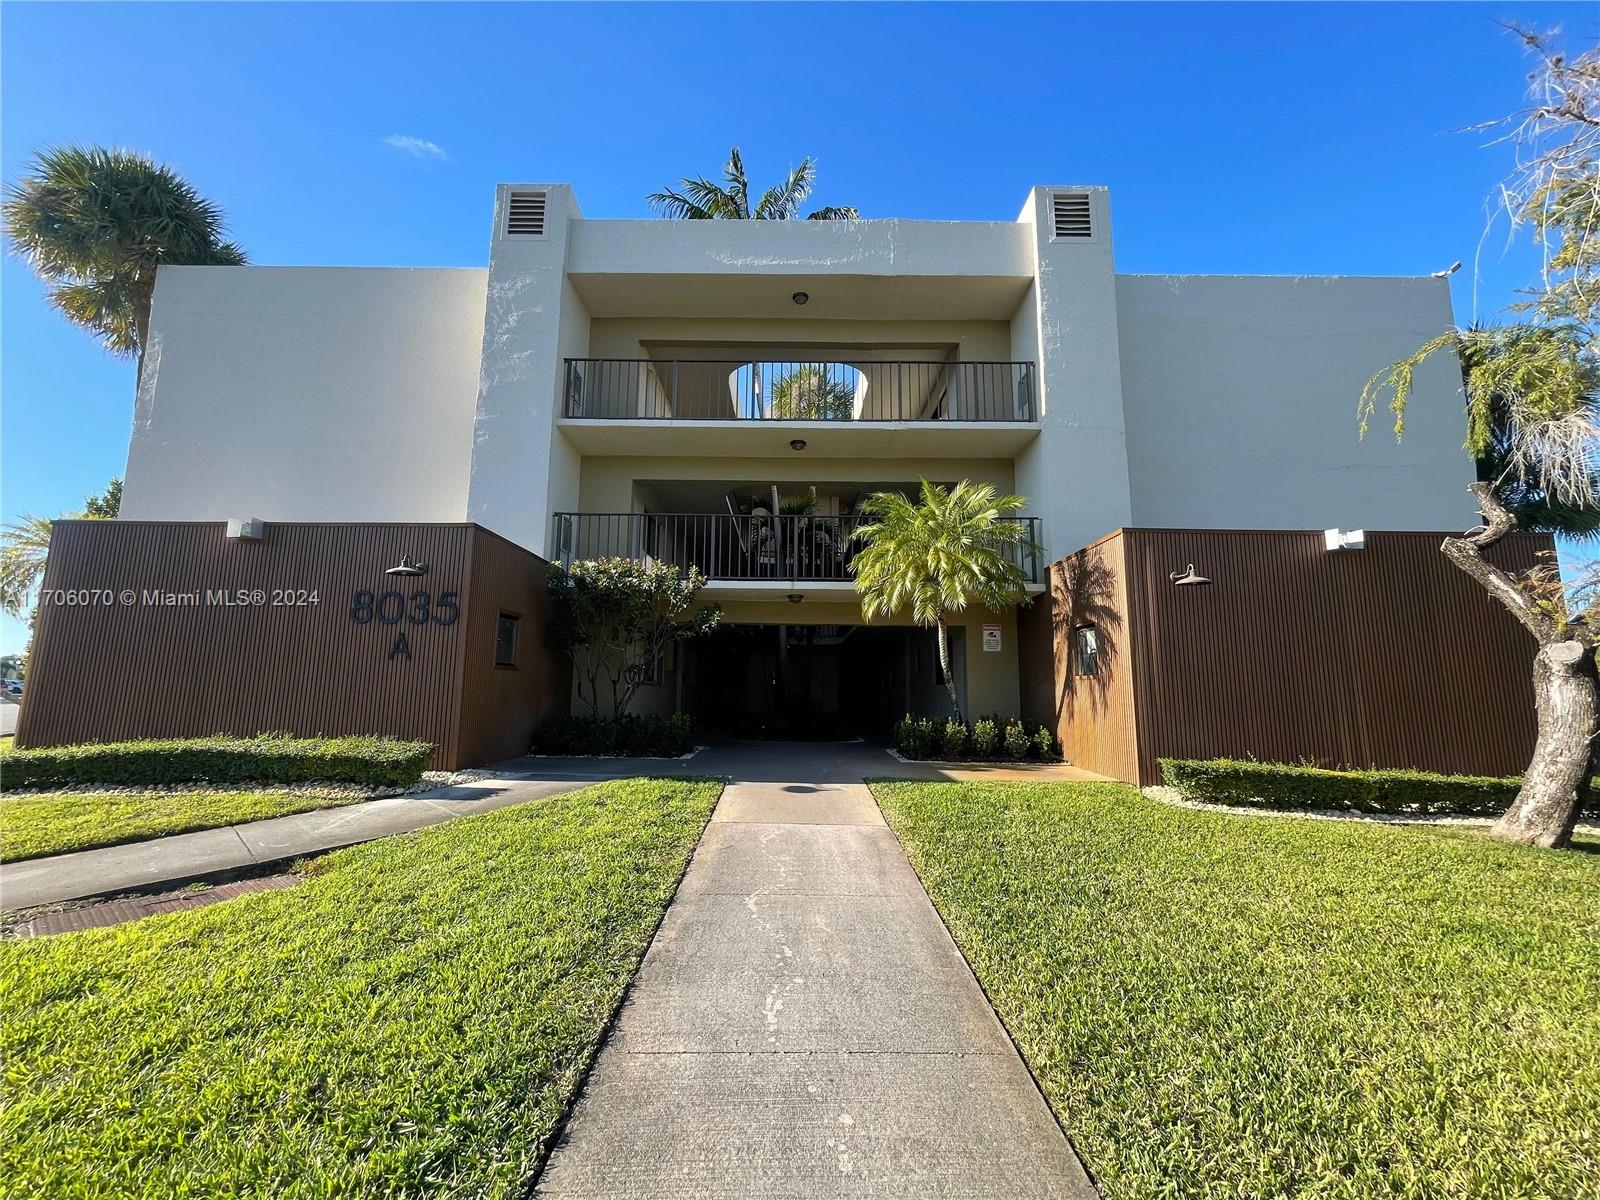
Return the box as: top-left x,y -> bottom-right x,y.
495,613 -> 520,667
1073,625 -> 1099,676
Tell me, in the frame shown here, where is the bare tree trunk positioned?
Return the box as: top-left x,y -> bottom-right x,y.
936,620 -> 962,724
1441,482 -> 1597,849
1493,640 -> 1596,848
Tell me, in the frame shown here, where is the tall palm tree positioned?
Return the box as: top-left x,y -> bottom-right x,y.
3,146 -> 246,364
851,480 -> 1037,723
648,148 -> 858,221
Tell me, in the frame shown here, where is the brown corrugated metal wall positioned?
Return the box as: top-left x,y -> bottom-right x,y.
15,521 -> 566,768
457,527 -> 570,766
1019,531 -> 1140,782
1029,528 -> 1550,785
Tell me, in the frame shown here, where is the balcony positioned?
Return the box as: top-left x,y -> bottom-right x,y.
551,511 -> 1043,593
557,358 -> 1041,458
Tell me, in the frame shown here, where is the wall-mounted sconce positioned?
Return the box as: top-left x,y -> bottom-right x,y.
1169,563 -> 1211,586
1324,528 -> 1366,551
225,518 -> 264,540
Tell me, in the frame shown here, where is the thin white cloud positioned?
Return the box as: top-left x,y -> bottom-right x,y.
384,134 -> 449,162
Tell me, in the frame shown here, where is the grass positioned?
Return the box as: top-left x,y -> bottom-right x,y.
872,780 -> 1600,1200
0,776 -> 721,1199
0,788 -> 380,863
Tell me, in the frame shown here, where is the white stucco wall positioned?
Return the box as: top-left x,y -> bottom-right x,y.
1116,275 -> 1473,534
1013,188 -> 1135,562
122,266 -> 486,523
467,185 -> 586,556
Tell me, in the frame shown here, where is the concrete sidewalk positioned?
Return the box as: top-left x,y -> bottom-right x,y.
0,777 -> 586,911
534,762 -> 1095,1197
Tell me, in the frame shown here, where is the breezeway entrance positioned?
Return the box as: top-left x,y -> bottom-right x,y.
680,623 -> 964,739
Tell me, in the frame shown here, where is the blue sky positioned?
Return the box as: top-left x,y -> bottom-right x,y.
0,1 -> 1590,652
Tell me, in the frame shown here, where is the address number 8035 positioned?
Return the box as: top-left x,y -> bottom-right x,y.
350,590 -> 459,626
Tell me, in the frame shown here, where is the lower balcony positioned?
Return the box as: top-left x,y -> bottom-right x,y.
551,512 -> 1043,590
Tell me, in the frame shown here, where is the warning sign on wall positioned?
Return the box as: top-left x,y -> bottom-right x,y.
982,624 -> 1002,652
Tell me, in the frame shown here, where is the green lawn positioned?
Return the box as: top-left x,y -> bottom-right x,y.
873,780 -> 1600,1200
0,777 -> 720,1199
0,788 -> 379,862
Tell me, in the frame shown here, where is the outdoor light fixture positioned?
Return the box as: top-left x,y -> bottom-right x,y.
790,439 -> 807,452
1323,528 -> 1367,551
787,593 -> 804,604
385,554 -> 429,576
791,291 -> 809,305
1169,564 -> 1211,587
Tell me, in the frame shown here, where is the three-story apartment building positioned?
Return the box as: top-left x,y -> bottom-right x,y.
24,181 -> 1534,773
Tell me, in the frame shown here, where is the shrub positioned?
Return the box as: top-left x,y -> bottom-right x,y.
1157,757 -> 1566,816
1003,720 -> 1029,761
894,714 -> 939,760
1030,724 -> 1057,761
1,734 -> 433,790
532,713 -> 693,758
894,714 -> 1058,762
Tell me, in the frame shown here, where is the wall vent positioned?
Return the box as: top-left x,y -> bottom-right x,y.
505,191 -> 547,237
1052,192 -> 1092,239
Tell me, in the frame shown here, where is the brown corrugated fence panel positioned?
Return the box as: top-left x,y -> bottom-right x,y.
14,521 -> 569,770
456,527 -> 571,766
1118,528 -> 1548,784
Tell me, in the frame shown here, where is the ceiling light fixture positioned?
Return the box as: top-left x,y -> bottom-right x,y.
792,291 -> 809,305
790,439 -> 807,452
787,593 -> 804,604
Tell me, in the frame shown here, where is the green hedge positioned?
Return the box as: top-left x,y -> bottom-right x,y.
532,713 -> 694,758
1158,757 -> 1535,816
894,713 -> 1059,762
1,734 -> 434,790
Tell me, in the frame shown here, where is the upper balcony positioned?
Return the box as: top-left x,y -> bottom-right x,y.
558,356 -> 1041,458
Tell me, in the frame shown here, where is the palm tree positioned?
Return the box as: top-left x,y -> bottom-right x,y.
3,146 -> 246,365
851,480 -> 1038,723
769,365 -> 854,419
648,148 -> 858,221
0,515 -> 57,618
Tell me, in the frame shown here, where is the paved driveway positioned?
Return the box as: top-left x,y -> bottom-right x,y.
0,698 -> 18,737
531,741 -> 1096,1199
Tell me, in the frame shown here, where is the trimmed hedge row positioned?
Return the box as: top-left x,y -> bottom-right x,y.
1158,757 -> 1531,816
894,714 -> 1058,762
1,734 -> 434,790
532,713 -> 694,759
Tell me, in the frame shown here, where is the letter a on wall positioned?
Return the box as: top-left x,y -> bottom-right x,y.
388,632 -> 412,661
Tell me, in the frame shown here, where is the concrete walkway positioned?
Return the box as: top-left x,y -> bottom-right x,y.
0,777 -> 586,911
534,744 -> 1095,1199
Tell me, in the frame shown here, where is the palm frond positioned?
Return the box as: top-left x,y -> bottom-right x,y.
851,479 -> 1035,628
806,206 -> 860,221
647,148 -> 855,221
755,158 -> 814,220
3,144 -> 246,355
0,515 -> 56,617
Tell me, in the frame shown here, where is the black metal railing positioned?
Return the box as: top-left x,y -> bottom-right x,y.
563,359 -> 1036,422
552,513 -> 1042,585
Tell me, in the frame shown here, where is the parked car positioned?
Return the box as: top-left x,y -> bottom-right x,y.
3,680 -> 22,695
